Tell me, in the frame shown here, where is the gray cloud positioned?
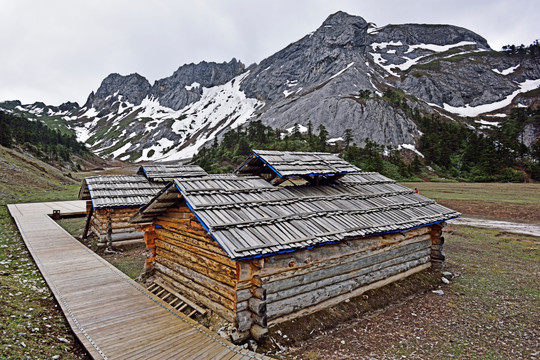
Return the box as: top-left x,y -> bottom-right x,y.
0,0 -> 537,105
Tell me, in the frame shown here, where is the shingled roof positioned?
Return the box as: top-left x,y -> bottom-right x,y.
235,150 -> 360,182
137,164 -> 207,182
131,173 -> 459,260
79,175 -> 164,209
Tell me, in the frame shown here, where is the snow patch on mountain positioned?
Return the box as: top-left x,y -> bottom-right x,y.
370,41 -> 483,76
492,64 -> 520,75
441,78 -> 540,117
404,41 -> 478,54
398,143 -> 424,158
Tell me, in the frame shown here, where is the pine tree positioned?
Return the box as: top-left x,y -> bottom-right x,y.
0,121 -> 12,147
317,124 -> 328,152
343,129 -> 353,150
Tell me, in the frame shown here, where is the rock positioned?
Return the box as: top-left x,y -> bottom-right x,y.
52,356 -> 61,360
442,271 -> 453,278
442,277 -> 450,284
248,339 -> 258,352
230,328 -> 250,343
84,73 -> 151,111
432,289 -> 445,295
217,326 -> 230,340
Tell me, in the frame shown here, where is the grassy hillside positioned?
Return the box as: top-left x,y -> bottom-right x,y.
0,145 -> 90,358
0,145 -> 82,204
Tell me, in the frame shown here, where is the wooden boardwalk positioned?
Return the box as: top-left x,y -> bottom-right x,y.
8,201 -> 271,360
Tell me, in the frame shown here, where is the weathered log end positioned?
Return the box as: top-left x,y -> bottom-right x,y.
430,224 -> 446,266
230,328 -> 251,343
250,324 -> 268,341
248,297 -> 266,316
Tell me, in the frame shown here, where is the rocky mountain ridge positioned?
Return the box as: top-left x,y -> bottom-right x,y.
3,11 -> 539,162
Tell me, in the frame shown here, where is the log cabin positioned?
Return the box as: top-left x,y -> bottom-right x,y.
79,165 -> 208,246
78,175 -> 164,246
130,150 -> 460,342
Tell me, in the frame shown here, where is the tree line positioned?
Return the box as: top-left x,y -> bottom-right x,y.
193,100 -> 540,182
501,40 -> 540,57
0,110 -> 89,163
193,119 -> 424,181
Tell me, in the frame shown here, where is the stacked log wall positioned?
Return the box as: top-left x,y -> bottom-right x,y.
89,207 -> 143,244
245,226 -> 434,324
152,205 -> 238,323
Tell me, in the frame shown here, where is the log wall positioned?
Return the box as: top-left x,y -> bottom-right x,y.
151,204 -> 239,323
88,206 -> 143,244
239,226 -> 435,327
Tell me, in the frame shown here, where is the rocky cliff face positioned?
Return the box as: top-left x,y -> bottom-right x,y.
84,73 -> 151,115
150,59 -> 245,110
3,11 -> 539,161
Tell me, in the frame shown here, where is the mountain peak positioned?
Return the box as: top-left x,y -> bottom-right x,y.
84,73 -> 151,111
322,11 -> 367,28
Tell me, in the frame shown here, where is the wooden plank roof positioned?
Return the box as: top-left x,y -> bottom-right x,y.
138,164 -> 207,182
132,173 -> 460,260
78,175 -> 164,209
235,150 -> 360,178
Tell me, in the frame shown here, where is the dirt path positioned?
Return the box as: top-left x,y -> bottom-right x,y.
450,217 -> 540,237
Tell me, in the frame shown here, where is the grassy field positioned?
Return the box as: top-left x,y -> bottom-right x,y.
402,182 -> 540,223
1,175 -> 539,359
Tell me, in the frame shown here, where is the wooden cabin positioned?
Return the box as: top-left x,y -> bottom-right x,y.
78,175 -> 164,246
130,151 -> 459,342
79,165 -> 208,246
235,149 -> 361,185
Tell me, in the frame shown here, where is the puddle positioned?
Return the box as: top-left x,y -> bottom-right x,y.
449,217 -> 540,237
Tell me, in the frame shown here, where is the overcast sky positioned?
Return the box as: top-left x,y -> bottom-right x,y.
0,0 -> 538,106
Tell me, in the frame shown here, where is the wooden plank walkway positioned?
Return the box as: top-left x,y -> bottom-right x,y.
8,200 -> 271,360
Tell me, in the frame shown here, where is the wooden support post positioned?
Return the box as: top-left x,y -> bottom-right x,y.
140,224 -> 157,272
82,205 -> 93,241
250,324 -> 268,341
106,209 -> 113,250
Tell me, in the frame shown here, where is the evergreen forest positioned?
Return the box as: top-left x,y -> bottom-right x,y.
0,110 -> 89,165
193,104 -> 540,182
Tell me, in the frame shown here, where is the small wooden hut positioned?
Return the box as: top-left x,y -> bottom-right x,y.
131,151 -> 459,342
79,175 -> 164,246
79,165 -> 208,246
235,149 -> 360,185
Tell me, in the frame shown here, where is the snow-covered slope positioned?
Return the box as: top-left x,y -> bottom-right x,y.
70,72 -> 262,162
